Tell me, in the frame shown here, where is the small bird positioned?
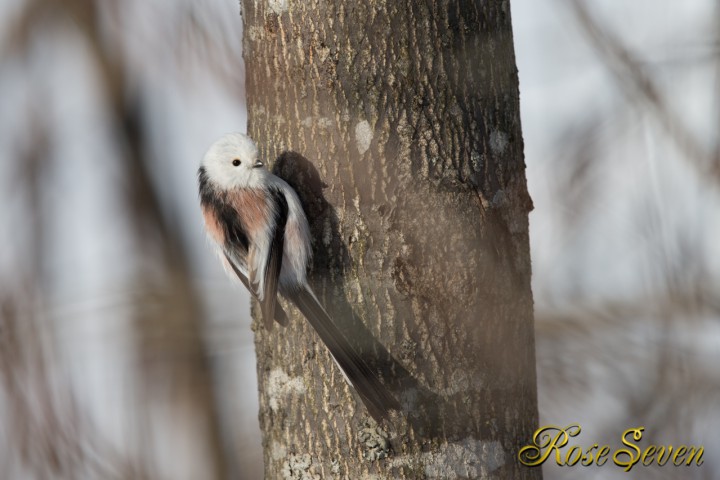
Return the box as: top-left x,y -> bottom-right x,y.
198,132 -> 398,421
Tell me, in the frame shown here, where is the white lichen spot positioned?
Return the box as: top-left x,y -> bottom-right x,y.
317,117 -> 333,129
267,368 -> 305,411
251,105 -> 267,117
449,102 -> 463,118
470,150 -> 483,172
281,453 -> 319,480
358,422 -> 391,461
323,217 -> 333,247
272,441 -> 287,461
440,369 -> 470,396
425,370 -> 484,396
301,116 -> 333,130
248,26 -> 264,42
355,120 -> 373,155
389,439 -> 506,479
316,44 -> 330,63
268,0 -> 288,15
489,130 -> 509,155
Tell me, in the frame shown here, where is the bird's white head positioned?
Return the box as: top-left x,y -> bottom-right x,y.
201,133 -> 268,190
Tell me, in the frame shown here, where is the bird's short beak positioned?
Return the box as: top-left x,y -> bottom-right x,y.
253,160 -> 264,168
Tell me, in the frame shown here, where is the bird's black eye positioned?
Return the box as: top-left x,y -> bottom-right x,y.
232,159 -> 241,166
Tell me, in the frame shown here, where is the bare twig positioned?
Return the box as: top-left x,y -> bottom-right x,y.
567,0 -> 720,184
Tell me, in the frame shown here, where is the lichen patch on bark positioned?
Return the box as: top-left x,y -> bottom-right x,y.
267,368 -> 306,411
355,120 -> 374,155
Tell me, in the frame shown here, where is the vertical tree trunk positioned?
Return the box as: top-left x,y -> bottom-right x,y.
242,1 -> 540,478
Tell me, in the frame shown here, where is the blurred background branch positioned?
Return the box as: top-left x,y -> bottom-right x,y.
1,0 -> 253,478
567,0 -> 720,185
525,1 -> 720,478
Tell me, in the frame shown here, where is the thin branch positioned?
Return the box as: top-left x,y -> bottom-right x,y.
567,0 -> 720,185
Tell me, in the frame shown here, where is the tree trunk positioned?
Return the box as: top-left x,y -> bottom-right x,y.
242,0 -> 540,478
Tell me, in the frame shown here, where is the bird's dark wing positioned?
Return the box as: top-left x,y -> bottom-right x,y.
258,189 -> 288,329
224,252 -> 289,327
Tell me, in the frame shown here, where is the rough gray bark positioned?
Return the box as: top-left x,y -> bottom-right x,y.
242,0 -> 540,478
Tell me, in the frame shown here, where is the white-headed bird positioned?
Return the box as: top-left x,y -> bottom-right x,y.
198,133 -> 397,421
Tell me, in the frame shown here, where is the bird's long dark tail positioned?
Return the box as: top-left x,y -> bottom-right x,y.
287,286 -> 399,422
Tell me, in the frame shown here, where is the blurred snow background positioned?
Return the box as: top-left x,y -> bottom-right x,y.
0,0 -> 718,479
